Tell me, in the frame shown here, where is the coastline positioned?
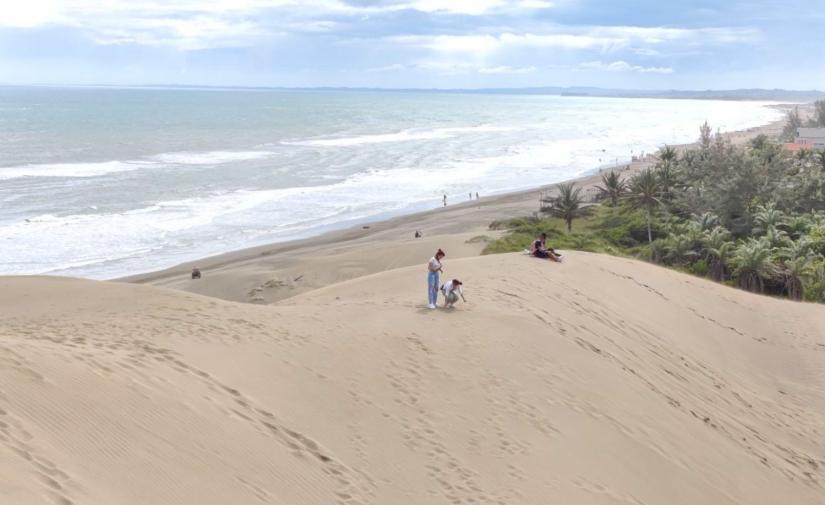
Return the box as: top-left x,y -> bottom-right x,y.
122,110 -> 790,304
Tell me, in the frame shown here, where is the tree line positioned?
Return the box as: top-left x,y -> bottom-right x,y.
535,115 -> 825,302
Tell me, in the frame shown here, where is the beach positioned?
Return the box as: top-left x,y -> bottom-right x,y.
124,112 -> 789,304
5,0 -> 825,501
3,101 -> 824,505
0,89 -> 785,279
3,248 -> 824,504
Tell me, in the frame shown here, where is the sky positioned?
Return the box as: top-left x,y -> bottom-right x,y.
0,0 -> 823,89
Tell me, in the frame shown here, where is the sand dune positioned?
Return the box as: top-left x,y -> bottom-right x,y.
2,251 -> 824,504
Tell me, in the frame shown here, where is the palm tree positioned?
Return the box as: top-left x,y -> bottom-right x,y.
763,226 -> 791,248
664,234 -> 699,265
659,145 -> 678,164
708,241 -> 736,282
752,203 -> 786,235
778,237 -> 813,300
656,163 -> 677,202
703,226 -> 734,281
544,182 -> 583,232
781,107 -> 802,141
699,121 -> 713,149
693,211 -> 720,231
785,215 -> 812,240
596,171 -> 626,206
731,238 -> 778,293
779,247 -> 813,300
627,169 -> 661,243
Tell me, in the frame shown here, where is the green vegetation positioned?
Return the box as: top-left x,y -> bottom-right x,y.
780,99 -> 825,141
540,182 -> 584,232
485,122 -> 825,303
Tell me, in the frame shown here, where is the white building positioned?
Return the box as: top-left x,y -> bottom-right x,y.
796,127 -> 825,148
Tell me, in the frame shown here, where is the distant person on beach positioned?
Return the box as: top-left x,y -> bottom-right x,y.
475,192 -> 479,200
441,279 -> 465,308
191,268 -> 202,279
443,194 -> 447,207
530,233 -> 561,262
427,249 -> 445,309
414,230 -> 422,238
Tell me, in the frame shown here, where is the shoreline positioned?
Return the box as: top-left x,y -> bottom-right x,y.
122,110 -> 790,304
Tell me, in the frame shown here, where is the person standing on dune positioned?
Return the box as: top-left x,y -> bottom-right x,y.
427,249 -> 445,309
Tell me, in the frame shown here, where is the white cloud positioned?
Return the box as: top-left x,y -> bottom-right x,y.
367,63 -> 408,72
405,0 -> 554,15
634,47 -> 661,56
578,60 -> 674,74
387,25 -> 756,57
478,65 -> 536,74
0,0 -> 554,30
590,25 -> 758,45
388,32 -> 622,57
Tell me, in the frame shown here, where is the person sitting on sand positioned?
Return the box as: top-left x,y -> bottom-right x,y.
530,233 -> 561,262
191,268 -> 202,279
440,279 -> 465,308
427,249 -> 445,309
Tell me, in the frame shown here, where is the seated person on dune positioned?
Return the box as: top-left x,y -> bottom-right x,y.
530,233 -> 561,262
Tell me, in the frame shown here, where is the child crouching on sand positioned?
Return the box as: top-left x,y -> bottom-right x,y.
440,279 -> 465,308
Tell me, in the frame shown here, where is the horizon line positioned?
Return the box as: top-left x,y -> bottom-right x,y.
2,83 -> 824,94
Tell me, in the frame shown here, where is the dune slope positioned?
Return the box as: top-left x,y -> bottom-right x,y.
1,252 -> 824,505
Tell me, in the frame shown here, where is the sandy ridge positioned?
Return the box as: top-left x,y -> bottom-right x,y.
2,251 -> 824,504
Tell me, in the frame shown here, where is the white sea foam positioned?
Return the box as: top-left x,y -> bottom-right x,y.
0,150 -> 274,180
283,125 -> 516,147
0,160 -> 154,180
0,95 -> 784,279
151,150 -> 274,165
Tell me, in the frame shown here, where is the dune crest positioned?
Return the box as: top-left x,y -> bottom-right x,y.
1,252 -> 824,504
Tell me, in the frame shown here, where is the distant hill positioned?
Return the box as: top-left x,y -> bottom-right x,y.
465,87 -> 825,102
10,83 -> 825,102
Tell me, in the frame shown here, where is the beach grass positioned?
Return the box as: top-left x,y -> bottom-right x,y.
483,205 -> 651,257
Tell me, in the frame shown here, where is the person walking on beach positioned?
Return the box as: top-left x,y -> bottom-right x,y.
427,249 -> 445,309
443,194 -> 447,207
441,279 -> 465,309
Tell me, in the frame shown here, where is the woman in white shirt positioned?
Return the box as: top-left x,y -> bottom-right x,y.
427,249 -> 445,309
441,279 -> 464,308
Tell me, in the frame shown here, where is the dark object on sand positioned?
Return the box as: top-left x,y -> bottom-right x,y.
191,268 -> 202,279
363,225 -> 370,229
415,230 -> 422,238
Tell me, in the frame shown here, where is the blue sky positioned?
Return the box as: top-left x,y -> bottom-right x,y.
0,0 -> 823,89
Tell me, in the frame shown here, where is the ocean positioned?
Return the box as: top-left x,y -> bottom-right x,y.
0,86 -> 782,279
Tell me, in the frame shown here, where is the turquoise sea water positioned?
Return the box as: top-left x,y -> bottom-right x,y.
0,87 -> 781,278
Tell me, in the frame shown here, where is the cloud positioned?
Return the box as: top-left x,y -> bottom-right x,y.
366,63 -> 408,72
366,62 -> 537,75
478,65 -> 536,74
634,47 -> 661,56
577,60 -> 674,74
388,32 -> 622,57
4,0 -> 809,89
387,25 -> 758,57
395,0 -> 555,15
